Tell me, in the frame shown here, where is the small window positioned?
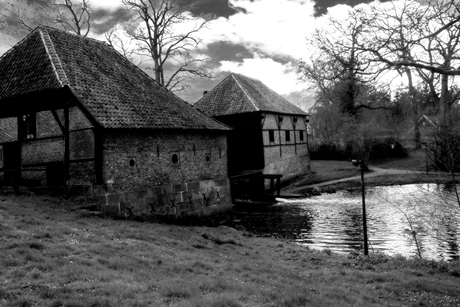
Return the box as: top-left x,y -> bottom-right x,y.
299,130 -> 304,141
171,153 -> 179,165
269,130 -> 275,142
22,113 -> 36,139
205,154 -> 211,163
285,130 -> 290,142
129,159 -> 136,167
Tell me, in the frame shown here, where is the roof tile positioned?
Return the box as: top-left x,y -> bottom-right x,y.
0,26 -> 229,131
195,73 -> 308,116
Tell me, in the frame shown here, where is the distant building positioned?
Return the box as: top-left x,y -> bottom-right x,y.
0,26 -> 232,220
195,73 -> 310,180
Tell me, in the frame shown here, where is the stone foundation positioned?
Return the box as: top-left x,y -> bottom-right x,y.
96,178 -> 233,221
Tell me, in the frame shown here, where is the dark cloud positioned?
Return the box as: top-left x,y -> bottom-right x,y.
183,0 -> 239,18
91,7 -> 134,35
313,0 -> 390,17
206,41 -> 253,65
26,0 -> 49,6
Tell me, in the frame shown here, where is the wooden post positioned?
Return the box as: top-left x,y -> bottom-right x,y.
270,178 -> 275,201
276,176 -> 281,197
94,127 -> 103,184
64,107 -> 70,186
360,162 -> 369,256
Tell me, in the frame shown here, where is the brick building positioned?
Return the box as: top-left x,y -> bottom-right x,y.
0,26 -> 232,219
195,73 -> 310,180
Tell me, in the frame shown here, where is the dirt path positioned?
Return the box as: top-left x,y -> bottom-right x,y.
283,167 -> 425,194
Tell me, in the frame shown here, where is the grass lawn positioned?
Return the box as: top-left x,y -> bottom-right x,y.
1,194 -> 460,306
287,149 -> 451,192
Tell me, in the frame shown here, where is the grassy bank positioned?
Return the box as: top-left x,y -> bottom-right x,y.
1,194 -> 460,306
287,149 -> 454,193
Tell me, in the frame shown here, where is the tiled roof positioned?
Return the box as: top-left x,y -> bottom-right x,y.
195,73 -> 308,117
0,26 -> 229,131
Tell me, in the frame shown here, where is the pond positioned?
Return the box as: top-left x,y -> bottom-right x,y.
235,184 -> 460,261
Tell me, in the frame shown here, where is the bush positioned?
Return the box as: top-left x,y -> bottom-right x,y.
369,138 -> 408,161
429,126 -> 460,172
310,143 -> 350,160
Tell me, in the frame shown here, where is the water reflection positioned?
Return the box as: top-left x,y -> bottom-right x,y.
236,184 -> 460,261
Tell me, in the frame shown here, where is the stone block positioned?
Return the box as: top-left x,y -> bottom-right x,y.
190,201 -> 203,211
173,183 -> 186,192
178,202 -> 190,212
96,195 -> 107,206
182,191 -> 194,205
92,185 -> 106,196
153,186 -> 164,195
199,180 -> 215,190
107,193 -> 120,205
186,181 -> 200,191
216,179 -> 228,187
101,204 -> 120,216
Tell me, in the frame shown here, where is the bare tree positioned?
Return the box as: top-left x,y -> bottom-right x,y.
53,0 -> 91,36
0,0 -> 91,36
299,8 -> 389,117
359,0 -> 460,127
120,0 -> 213,92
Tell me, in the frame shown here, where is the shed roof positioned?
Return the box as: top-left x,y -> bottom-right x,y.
0,26 -> 229,131
195,73 -> 308,117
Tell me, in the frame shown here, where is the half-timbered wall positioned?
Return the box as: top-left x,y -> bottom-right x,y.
0,105 -> 96,186
261,112 -> 309,178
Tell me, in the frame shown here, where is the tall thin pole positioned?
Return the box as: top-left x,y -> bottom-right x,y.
425,143 -> 429,175
360,163 -> 369,256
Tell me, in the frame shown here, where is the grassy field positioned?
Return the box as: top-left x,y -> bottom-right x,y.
1,194 -> 460,306
286,149 -> 453,192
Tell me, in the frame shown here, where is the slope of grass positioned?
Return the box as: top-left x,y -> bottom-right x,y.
1,194 -> 460,306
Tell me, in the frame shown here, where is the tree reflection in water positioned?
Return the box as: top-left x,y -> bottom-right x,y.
236,184 -> 460,261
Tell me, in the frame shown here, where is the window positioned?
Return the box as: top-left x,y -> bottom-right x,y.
171,153 -> 179,165
205,154 -> 211,163
269,130 -> 275,142
22,113 -> 36,139
299,130 -> 304,141
285,130 -> 290,142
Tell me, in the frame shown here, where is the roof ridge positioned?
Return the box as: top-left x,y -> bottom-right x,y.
39,27 -> 69,87
231,73 -> 259,112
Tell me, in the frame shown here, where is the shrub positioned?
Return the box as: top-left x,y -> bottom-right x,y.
369,138 -> 408,161
429,126 -> 460,172
310,143 -> 350,160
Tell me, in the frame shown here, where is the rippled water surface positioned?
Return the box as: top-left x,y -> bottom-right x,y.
236,184 -> 460,261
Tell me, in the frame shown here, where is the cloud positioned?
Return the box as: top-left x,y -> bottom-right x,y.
200,0 -> 317,60
218,53 -> 305,95
91,7 -> 134,35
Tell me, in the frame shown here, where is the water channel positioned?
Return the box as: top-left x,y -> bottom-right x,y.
236,184 -> 460,261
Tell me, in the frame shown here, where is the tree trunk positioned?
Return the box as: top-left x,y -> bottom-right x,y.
406,68 -> 421,149
439,73 -> 451,127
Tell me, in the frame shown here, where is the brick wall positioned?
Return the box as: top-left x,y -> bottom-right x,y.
0,117 -> 17,143
37,110 -> 62,138
22,138 -> 65,165
102,131 -> 228,193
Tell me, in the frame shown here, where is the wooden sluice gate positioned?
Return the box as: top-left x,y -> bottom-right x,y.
230,172 -> 282,209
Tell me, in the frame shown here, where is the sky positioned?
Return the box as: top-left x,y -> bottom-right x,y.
0,0 -> 382,108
